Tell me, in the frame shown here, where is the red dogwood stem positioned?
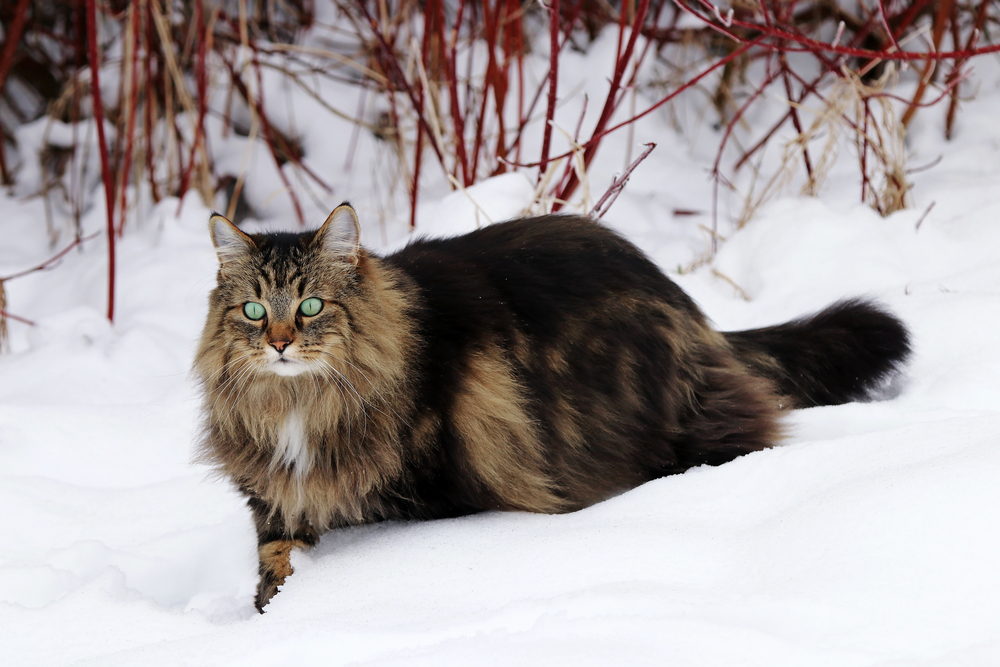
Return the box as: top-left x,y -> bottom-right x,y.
85,0 -> 116,322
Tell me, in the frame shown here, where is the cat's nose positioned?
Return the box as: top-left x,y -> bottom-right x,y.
269,339 -> 292,353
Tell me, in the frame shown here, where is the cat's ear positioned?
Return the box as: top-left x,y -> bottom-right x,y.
315,203 -> 361,266
209,213 -> 256,266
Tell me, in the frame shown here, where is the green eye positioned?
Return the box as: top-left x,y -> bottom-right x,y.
243,302 -> 266,320
299,297 -> 324,317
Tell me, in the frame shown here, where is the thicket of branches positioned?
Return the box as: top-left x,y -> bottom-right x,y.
1,0 -> 998,333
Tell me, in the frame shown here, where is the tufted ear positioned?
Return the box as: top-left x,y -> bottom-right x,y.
209,213 -> 256,266
314,203 -> 361,266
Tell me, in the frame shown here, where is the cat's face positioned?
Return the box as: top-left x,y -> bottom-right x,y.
206,205 -> 362,379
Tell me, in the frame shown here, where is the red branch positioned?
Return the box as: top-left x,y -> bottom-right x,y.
1,232 -> 101,282
355,1 -> 445,167
679,0 -> 1000,61
143,1 -> 161,203
591,142 -> 656,218
507,37 -> 762,171
945,0 -> 990,138
0,310 -> 35,327
0,0 -> 31,184
538,0 -> 560,182
0,0 -> 31,108
178,0 -> 210,208
446,0 -> 471,185
253,59 -> 306,226
554,0 -> 651,210
85,0 -> 117,322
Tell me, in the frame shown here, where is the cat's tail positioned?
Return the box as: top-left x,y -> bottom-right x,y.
723,299 -> 911,408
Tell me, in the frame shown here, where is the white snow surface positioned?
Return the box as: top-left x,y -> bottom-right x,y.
3,27 -> 1000,667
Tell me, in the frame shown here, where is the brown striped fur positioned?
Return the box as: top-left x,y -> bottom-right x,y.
194,204 -> 910,612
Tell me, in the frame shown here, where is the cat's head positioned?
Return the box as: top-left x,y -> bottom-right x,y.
205,203 -> 363,378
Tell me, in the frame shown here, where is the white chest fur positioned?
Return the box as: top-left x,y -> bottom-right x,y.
272,410 -> 312,476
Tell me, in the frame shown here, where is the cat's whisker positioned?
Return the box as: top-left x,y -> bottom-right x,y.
217,363 -> 254,420
318,351 -> 400,426
322,353 -> 407,426
207,353 -> 254,408
315,359 -> 368,444
307,367 -> 323,405
205,351 -> 254,384
214,351 -> 258,389
316,359 -> 372,435
219,353 -> 258,388
336,357 -> 375,386
326,367 -> 354,447
225,358 -> 265,424
210,355 -> 259,416
214,364 -> 255,406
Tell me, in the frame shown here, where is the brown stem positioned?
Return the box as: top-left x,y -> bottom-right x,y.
85,0 -> 117,322
505,37 -> 762,172
900,0 -> 954,127
591,142 -> 656,218
117,3 -> 142,237
1,232 -> 101,282
554,0 -> 651,210
0,0 -> 31,185
945,0 -> 989,139
778,52 -> 813,184
538,0 -> 560,182
355,0 -> 445,167
679,0 -> 1000,62
446,0 -> 471,185
0,309 -> 35,327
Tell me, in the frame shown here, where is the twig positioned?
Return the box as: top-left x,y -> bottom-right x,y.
0,309 -> 36,327
914,200 -> 935,230
117,3 -> 142,236
445,173 -> 494,227
712,269 -> 751,301
0,0 -> 31,184
505,37 -> 762,172
945,0 -> 989,139
900,0 -> 953,127
447,0 -> 471,185
261,43 -> 388,84
0,232 -> 101,282
538,0 -> 560,182
355,1 -> 446,167
678,0 -> 1000,61
591,142 -> 656,218
85,0 -> 117,322
554,0 -> 651,210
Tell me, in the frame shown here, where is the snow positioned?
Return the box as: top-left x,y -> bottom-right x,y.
2,22 -> 1000,667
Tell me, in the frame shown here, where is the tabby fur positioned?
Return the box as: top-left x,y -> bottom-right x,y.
194,204 -> 910,612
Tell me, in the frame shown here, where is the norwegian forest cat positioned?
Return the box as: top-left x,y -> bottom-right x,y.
195,204 -> 910,612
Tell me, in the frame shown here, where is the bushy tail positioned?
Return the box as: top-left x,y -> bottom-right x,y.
723,299 -> 911,408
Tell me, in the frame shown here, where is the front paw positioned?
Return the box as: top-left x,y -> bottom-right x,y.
254,539 -> 307,613
254,568 -> 283,612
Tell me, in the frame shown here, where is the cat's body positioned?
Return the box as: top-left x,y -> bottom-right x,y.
195,205 -> 910,612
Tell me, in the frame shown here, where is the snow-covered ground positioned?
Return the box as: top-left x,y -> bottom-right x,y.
2,21 -> 1000,666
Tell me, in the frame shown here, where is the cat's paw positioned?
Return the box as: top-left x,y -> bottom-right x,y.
254,571 -> 282,613
254,538 -> 309,612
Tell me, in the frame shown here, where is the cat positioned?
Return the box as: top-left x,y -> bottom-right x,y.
194,203 -> 910,612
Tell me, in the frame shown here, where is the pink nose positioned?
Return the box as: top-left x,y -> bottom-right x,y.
270,339 -> 292,352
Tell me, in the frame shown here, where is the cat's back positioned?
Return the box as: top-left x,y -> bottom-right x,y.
384,215 -> 701,344
379,214 -> 729,511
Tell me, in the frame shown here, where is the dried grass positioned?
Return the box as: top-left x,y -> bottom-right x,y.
736,65 -> 910,229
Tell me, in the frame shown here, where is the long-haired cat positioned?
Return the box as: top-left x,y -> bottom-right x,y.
194,204 -> 910,612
